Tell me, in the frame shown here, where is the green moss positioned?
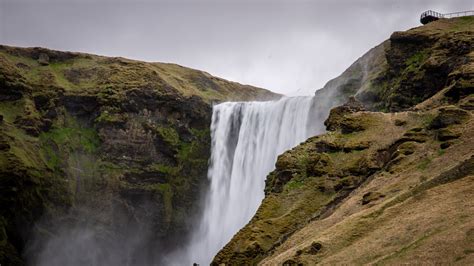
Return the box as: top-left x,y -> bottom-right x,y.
405,50 -> 429,73
420,113 -> 436,128
95,111 -> 124,124
0,101 -> 23,123
417,157 -> 432,170
285,179 -> 305,191
157,126 -> 180,147
39,116 -> 100,170
41,127 -> 99,153
149,163 -> 179,176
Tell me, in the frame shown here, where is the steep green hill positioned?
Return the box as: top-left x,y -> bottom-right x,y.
213,17 -> 474,265
0,45 -> 278,265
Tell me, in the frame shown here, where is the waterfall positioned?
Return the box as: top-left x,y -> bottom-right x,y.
170,96 -> 331,265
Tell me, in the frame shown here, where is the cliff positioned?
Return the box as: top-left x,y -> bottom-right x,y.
213,17 -> 473,265
0,45 -> 278,265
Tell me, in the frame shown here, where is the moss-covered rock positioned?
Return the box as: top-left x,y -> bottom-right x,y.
0,45 -> 279,264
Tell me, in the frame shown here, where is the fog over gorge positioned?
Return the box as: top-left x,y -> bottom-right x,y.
0,0 -> 473,266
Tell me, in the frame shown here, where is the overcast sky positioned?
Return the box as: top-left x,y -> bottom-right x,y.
1,0 -> 472,95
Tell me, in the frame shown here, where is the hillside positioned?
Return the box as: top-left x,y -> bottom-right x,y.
0,45 -> 278,265
213,17 -> 474,265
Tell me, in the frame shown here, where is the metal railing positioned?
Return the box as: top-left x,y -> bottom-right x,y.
421,9 -> 474,20
443,10 -> 474,18
421,10 -> 444,19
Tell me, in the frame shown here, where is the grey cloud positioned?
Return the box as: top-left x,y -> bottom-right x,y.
1,0 -> 472,95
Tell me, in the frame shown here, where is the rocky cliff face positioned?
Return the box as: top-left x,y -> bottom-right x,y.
213,17 -> 473,265
0,45 -> 278,265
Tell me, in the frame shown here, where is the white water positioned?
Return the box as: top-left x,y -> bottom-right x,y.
166,96 -> 332,265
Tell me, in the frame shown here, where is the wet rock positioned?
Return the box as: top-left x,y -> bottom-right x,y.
428,107 -> 470,129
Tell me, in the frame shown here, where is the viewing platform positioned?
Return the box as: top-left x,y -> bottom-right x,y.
420,10 -> 474,24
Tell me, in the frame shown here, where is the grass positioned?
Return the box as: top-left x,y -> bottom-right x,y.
417,157 -> 432,170
453,16 -> 474,32
285,179 -> 305,191
0,45 -> 277,102
0,101 -> 23,123
157,126 -> 180,147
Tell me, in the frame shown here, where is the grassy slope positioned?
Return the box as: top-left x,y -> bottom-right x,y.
262,105 -> 474,265
213,17 -> 474,265
0,45 -> 278,103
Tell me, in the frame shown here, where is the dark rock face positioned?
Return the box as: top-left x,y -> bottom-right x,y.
0,80 -> 213,264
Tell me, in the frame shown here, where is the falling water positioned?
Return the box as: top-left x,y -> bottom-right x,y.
170,96 -> 331,265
